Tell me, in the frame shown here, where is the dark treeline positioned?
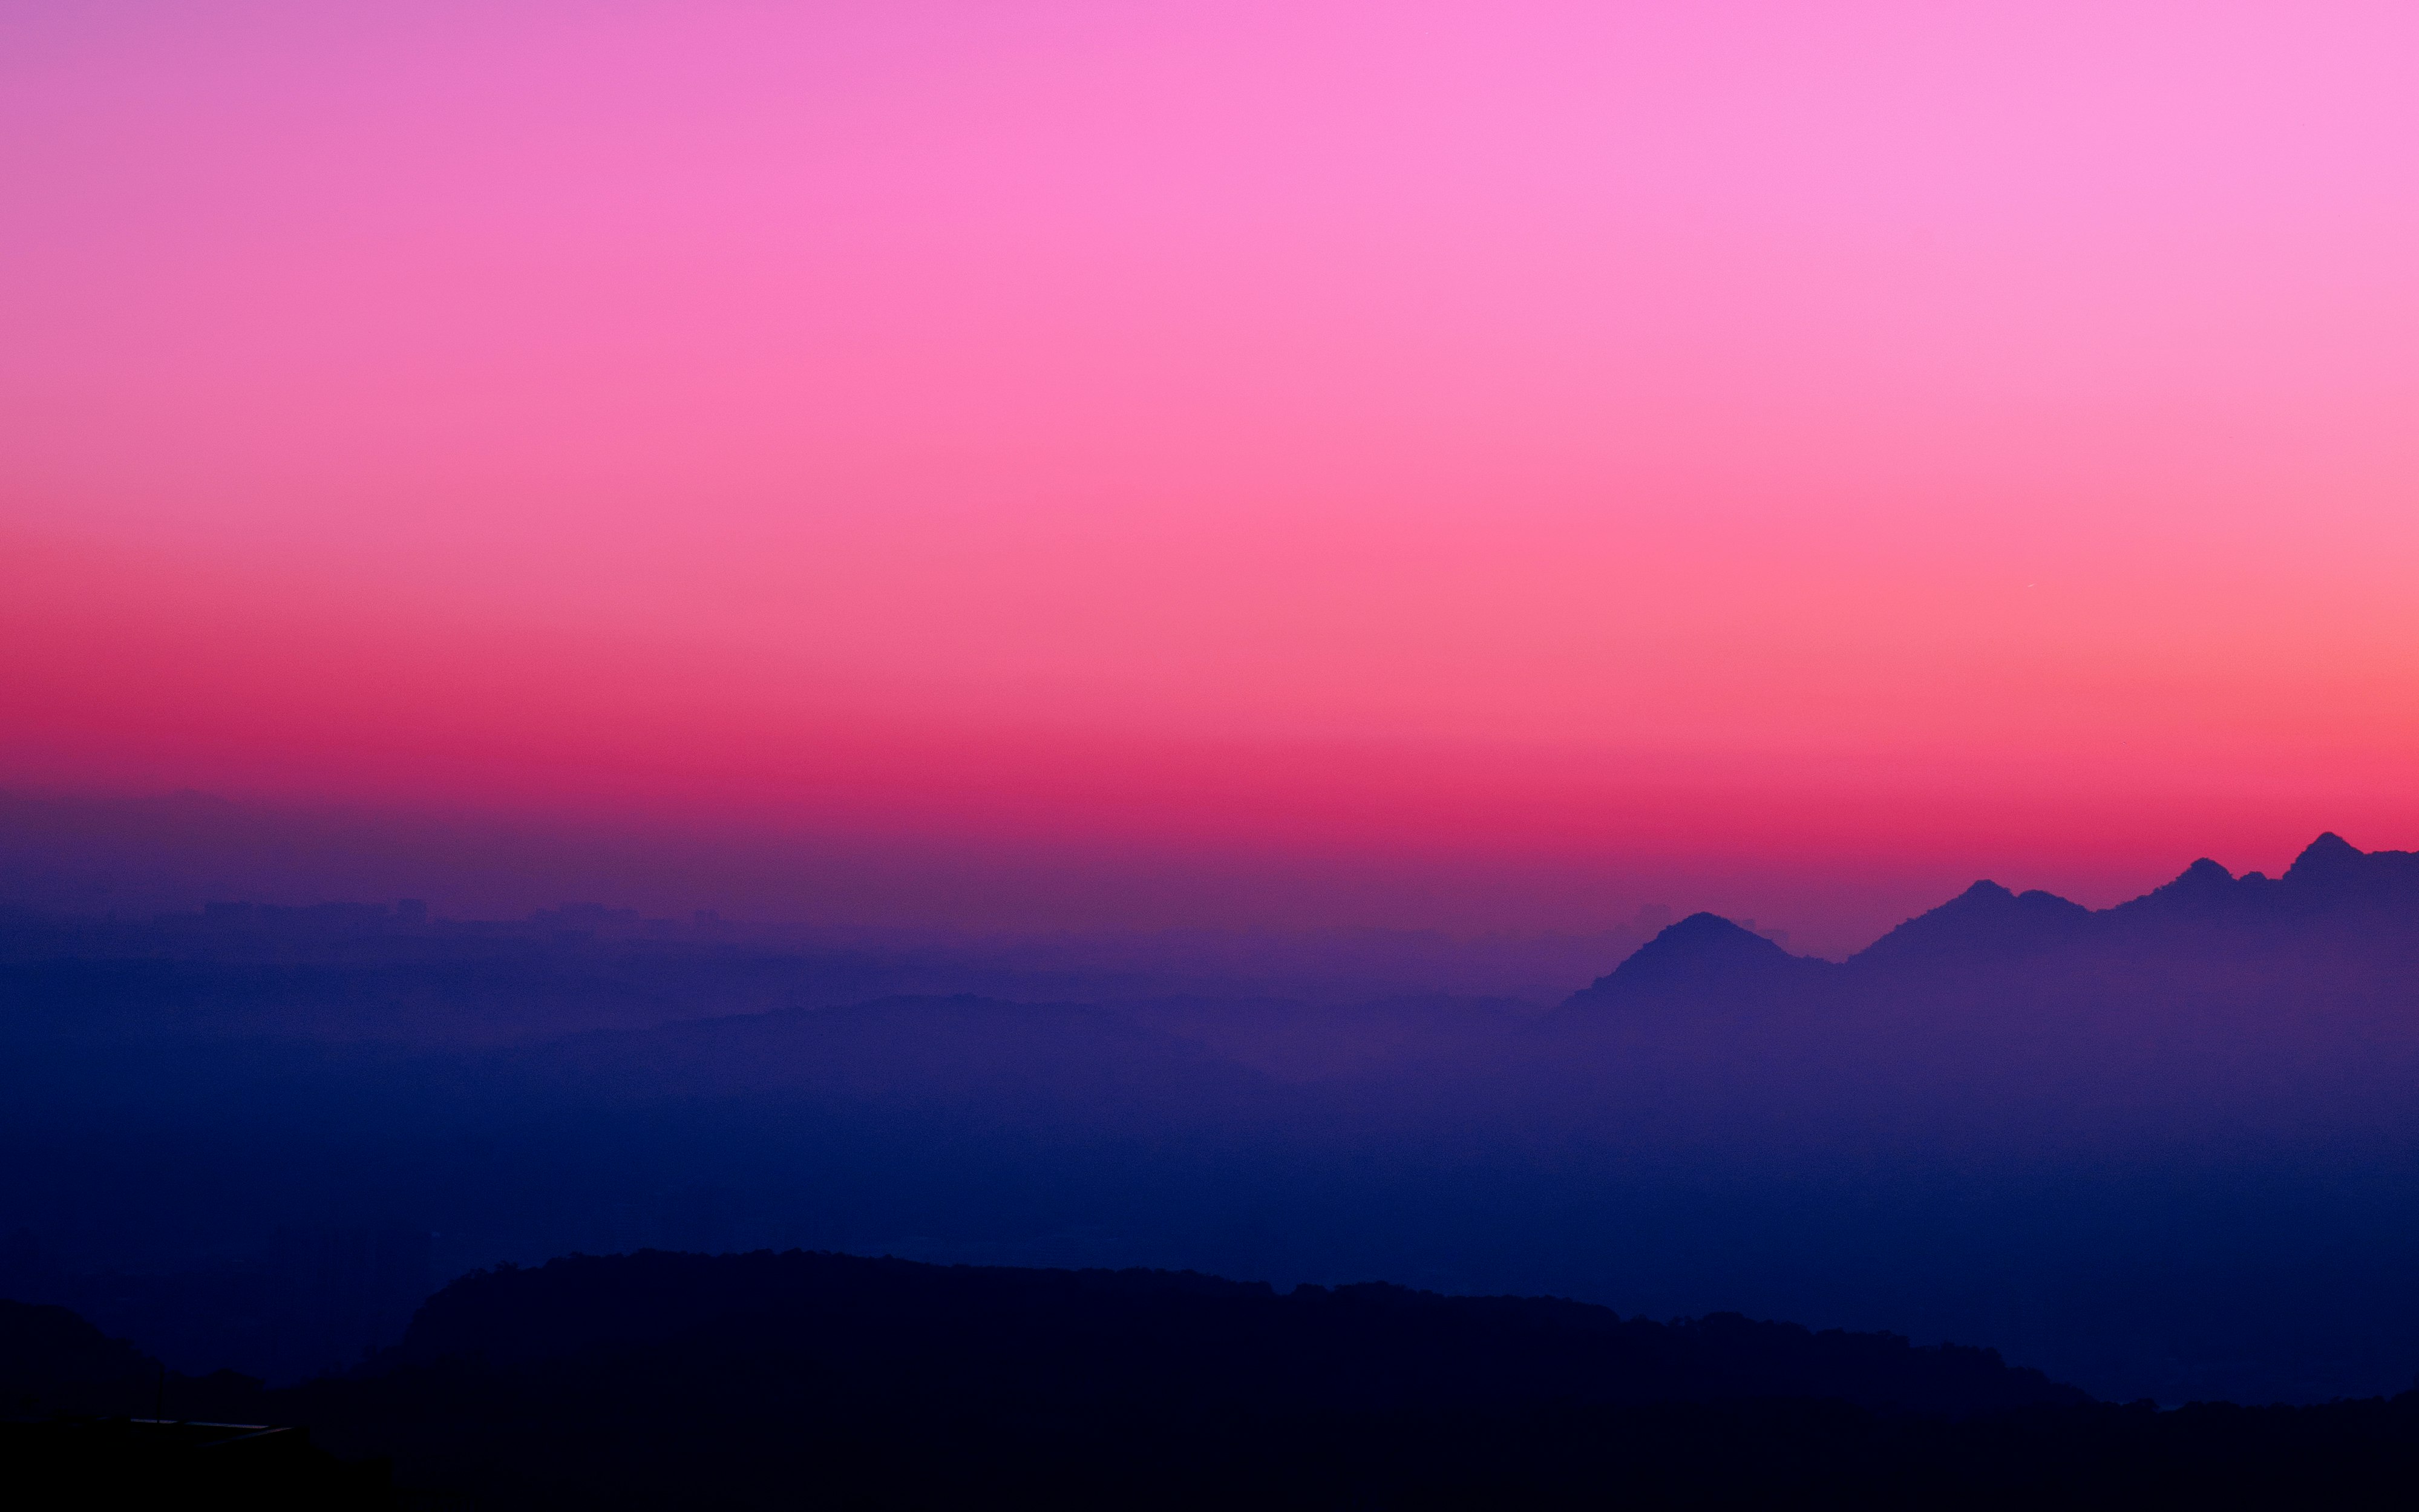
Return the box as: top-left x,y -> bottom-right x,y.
7,1251 -> 2419,1509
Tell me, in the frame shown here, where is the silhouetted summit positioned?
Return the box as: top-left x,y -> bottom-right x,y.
1566,833 -> 2419,1013
2093,833 -> 2419,929
2125,856 -> 2244,915
2279,830 -> 2419,900
2128,833 -> 2419,911
1565,912 -> 1830,1007
2288,831 -> 2365,883
1854,880 -> 2093,970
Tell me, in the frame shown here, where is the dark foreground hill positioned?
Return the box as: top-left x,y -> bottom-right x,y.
384,1248 -> 2084,1415
16,1251 -> 2419,1509
0,1298 -> 394,1508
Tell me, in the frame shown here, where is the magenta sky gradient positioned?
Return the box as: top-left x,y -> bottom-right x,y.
7,2 -> 2419,951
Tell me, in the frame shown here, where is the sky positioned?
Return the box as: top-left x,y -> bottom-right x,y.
7,1 -> 2419,953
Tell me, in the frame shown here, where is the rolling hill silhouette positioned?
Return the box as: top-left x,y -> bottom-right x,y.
15,1255 -> 2419,1508
390,1248 -> 2084,1415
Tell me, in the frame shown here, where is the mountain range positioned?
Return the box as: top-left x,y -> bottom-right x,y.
9,834 -> 2419,1407
1570,832 -> 2419,1010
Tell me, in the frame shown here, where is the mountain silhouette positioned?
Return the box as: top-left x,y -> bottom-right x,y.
1563,912 -> 1833,1008
2115,833 -> 2419,917
15,831 -> 2419,1413
2116,856 -> 2245,918
1563,833 -> 2419,1011
2270,830 -> 2419,909
1852,880 -> 2093,972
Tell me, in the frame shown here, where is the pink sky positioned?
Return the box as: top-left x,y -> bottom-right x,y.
7,2 -> 2419,952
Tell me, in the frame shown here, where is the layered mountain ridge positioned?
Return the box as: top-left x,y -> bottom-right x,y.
1565,833 -> 2419,1009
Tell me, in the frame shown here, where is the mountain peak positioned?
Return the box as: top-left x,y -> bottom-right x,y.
1657,911 -> 1779,946
1851,877 -> 2089,970
1563,912 -> 1821,1007
2275,831 -> 2419,901
2286,832 -> 2363,882
2141,856 -> 2236,902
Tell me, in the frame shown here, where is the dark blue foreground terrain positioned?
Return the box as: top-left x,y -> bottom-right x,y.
7,1248 -> 2418,1509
